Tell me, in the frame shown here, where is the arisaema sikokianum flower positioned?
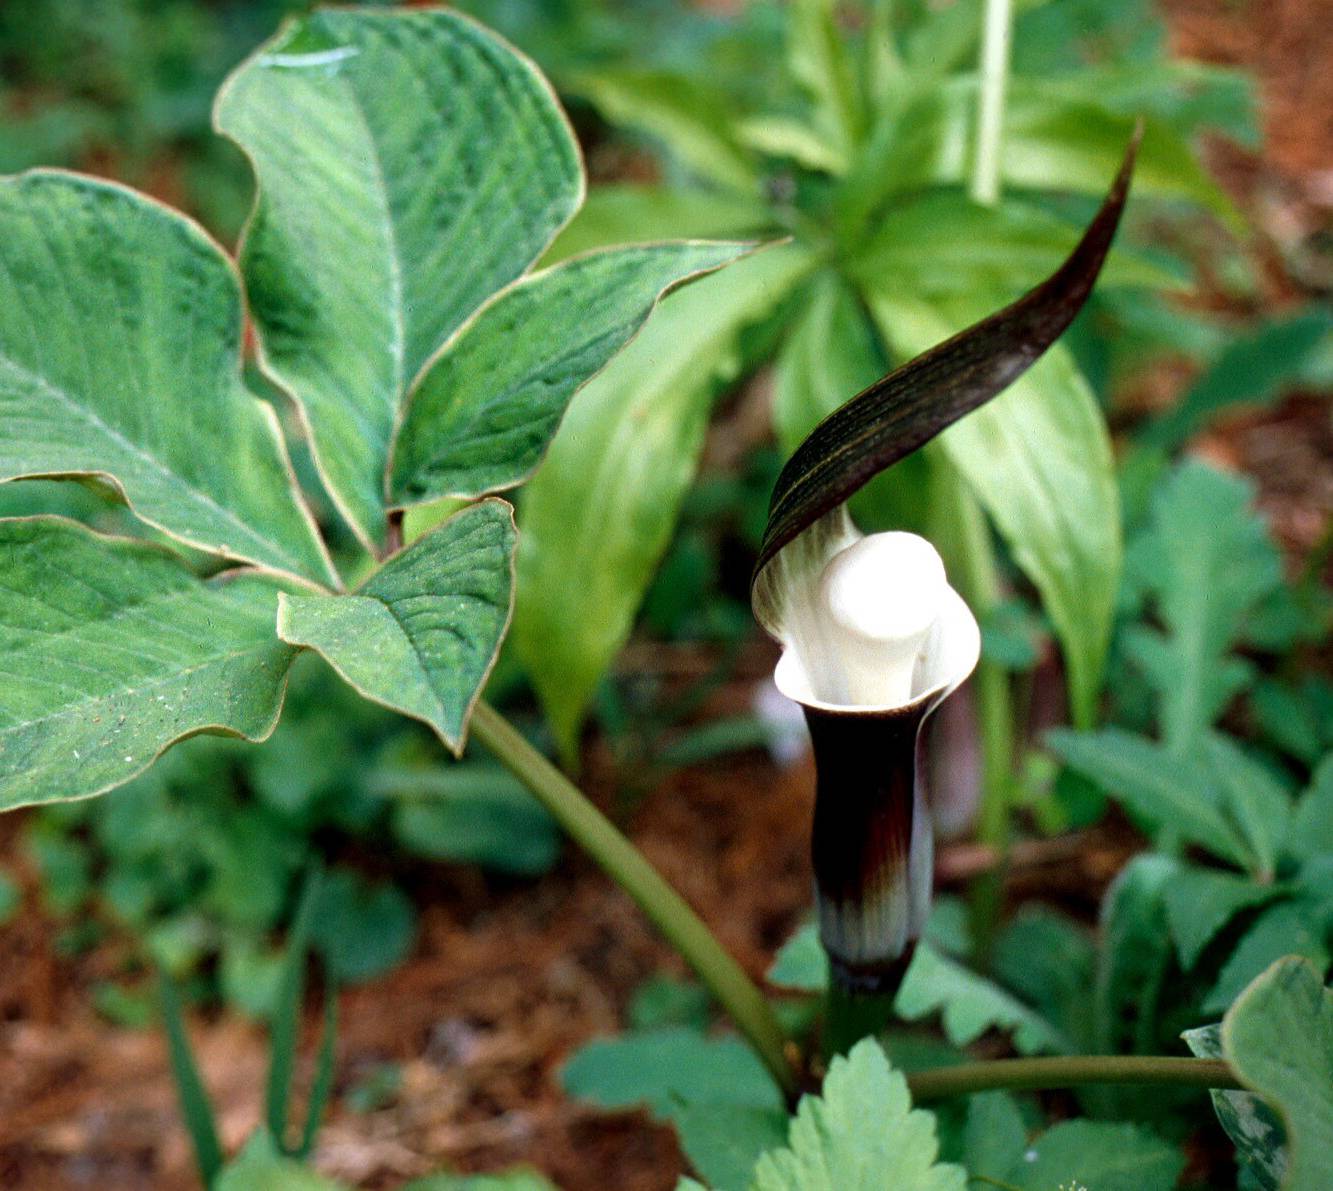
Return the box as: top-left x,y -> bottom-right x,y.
752,132 -> 1140,997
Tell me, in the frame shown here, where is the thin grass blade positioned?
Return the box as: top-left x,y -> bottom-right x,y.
297,976 -> 340,1161
266,865 -> 323,1152
159,969 -> 224,1187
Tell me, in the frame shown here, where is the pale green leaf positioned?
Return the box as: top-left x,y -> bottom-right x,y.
1203,905 -> 1329,1015
1162,866 -> 1285,970
0,172 -> 332,584
895,941 -> 1070,1056
0,517 -> 296,810
1286,756 -> 1333,866
571,68 -> 758,193
785,0 -> 864,173
1183,1022 -> 1287,1190
1201,734 -> 1294,880
866,290 -> 1119,727
402,1171 -> 558,1191
1004,1120 -> 1184,1191
277,500 -> 515,754
767,922 -> 829,993
1224,957 -> 1333,1191
514,246 -> 815,760
389,241 -> 751,507
1123,461 -> 1282,754
562,1027 -> 783,1118
750,1039 -> 965,1191
961,1091 -> 1026,1177
543,185 -> 769,264
216,8 -> 582,549
217,1131 -> 348,1191
673,1105 -> 790,1191
1048,728 -> 1252,867
853,193 -> 1180,294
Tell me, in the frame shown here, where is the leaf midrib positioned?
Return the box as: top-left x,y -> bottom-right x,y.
0,352 -> 306,574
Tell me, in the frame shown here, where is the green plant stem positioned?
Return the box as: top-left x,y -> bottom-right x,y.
906,1055 -> 1243,1101
950,480 -> 1014,958
971,0 -> 1013,206
823,985 -> 897,1061
469,701 -> 799,1097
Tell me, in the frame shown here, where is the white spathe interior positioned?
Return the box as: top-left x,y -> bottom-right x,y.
772,528 -> 980,714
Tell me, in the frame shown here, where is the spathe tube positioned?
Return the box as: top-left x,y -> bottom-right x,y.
752,130 -> 1139,996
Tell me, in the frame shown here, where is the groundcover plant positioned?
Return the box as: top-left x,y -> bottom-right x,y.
2,4 -> 1331,1191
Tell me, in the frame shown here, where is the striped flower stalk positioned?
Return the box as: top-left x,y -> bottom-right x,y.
752,130 -> 1140,996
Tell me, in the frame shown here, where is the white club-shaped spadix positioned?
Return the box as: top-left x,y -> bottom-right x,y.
760,508 -> 980,714
817,533 -> 947,707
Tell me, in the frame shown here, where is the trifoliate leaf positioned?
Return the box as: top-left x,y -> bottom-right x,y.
0,173 -> 332,584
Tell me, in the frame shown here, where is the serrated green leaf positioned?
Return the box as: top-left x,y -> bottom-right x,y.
1202,734 -> 1294,881
389,241 -> 751,507
1124,461 -> 1283,754
895,941 -> 1070,1056
1287,756 -> 1333,866
1183,1022 -> 1287,1190
1004,1120 -> 1185,1191
1162,867 -> 1285,970
278,500 -> 515,754
0,172 -> 332,584
514,245 -> 814,760
1049,727 -> 1251,867
1224,957 -> 1333,1191
1204,905 -> 1329,1015
750,1039 -> 965,1191
0,518 -> 297,809
216,8 -> 582,549
1146,312 -> 1330,449
865,290 -> 1119,728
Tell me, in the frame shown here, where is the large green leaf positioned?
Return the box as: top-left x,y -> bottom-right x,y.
543,185 -> 770,265
570,67 -> 759,193
514,245 -> 815,760
388,241 -> 750,506
277,500 -> 515,754
750,1039 -> 965,1191
1162,866 -> 1286,969
1123,461 -> 1283,753
0,517 -> 296,809
1005,1121 -> 1184,1191
0,172 -> 332,584
866,290 -> 1119,726
216,8 -> 582,550
1048,727 -> 1252,868
1224,957 -> 1333,1191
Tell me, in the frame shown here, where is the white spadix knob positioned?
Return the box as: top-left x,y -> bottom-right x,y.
816,532 -> 947,706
